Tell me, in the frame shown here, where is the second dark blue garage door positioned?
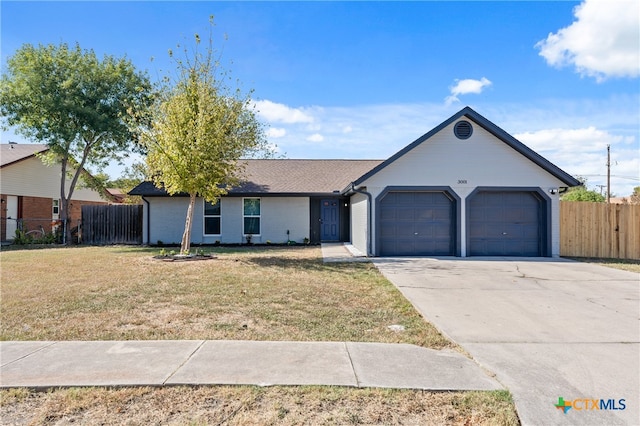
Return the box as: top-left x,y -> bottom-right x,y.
379,191 -> 455,256
468,190 -> 545,256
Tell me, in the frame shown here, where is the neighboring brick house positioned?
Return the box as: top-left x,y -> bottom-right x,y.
0,143 -> 113,241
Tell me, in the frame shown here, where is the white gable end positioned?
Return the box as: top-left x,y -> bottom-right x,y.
359,121 -> 567,191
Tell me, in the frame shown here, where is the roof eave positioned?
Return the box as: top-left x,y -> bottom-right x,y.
462,109 -> 581,187
352,106 -> 580,188
0,147 -> 50,168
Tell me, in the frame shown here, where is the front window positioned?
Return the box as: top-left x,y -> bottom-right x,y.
52,199 -> 59,216
243,198 -> 260,235
204,200 -> 221,235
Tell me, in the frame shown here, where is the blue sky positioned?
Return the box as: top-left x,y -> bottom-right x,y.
2,1 -> 639,196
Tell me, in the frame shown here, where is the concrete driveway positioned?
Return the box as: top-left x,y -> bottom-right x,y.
373,257 -> 639,426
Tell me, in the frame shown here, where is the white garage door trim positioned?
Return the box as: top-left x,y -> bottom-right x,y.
375,186 -> 461,257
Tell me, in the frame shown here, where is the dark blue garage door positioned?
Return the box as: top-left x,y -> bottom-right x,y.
379,191 -> 455,256
468,191 -> 543,256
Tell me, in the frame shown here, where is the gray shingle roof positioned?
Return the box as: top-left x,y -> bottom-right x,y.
233,159 -> 384,194
130,159 -> 384,196
1,143 -> 49,167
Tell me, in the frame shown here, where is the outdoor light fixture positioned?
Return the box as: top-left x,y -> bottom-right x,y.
549,188 -> 558,195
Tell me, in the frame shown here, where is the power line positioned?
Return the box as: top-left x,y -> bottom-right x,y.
578,174 -> 640,181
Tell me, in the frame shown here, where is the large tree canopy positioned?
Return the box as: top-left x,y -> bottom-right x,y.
0,42 -> 154,242
144,27 -> 269,254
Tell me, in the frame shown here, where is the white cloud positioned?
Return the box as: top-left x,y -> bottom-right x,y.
536,0 -> 640,81
515,127 -> 639,195
515,126 -> 619,153
253,98 -> 638,196
253,100 -> 315,124
266,127 -> 287,138
306,133 -> 324,143
445,77 -> 492,105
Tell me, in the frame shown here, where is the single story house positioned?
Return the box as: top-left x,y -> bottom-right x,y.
0,143 -> 112,241
130,107 -> 580,257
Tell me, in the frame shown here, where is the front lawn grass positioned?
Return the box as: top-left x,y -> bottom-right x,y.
0,246 -> 450,348
566,256 -> 640,273
0,245 -> 520,425
0,386 -> 519,425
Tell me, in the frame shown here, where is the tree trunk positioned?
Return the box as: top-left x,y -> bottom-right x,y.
181,193 -> 196,254
59,155 -> 71,245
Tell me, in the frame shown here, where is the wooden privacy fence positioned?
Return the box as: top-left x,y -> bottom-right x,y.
560,201 -> 640,260
81,204 -> 143,245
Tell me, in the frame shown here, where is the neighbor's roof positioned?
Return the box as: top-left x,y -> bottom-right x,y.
129,159 -> 384,197
0,143 -> 49,167
1,142 -> 118,202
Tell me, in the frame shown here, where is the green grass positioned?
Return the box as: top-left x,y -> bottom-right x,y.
0,245 -> 450,348
0,245 -> 520,425
0,386 -> 520,426
566,256 -> 640,273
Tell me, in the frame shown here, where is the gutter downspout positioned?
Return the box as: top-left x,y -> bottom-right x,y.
142,196 -> 150,245
350,183 -> 373,257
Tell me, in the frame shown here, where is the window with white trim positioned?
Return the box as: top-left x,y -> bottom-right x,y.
52,199 -> 59,216
243,198 -> 260,235
203,200 -> 221,235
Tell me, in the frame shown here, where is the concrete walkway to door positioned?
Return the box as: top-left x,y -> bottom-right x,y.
373,257 -> 639,426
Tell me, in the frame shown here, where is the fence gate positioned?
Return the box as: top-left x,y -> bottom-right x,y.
81,205 -> 143,245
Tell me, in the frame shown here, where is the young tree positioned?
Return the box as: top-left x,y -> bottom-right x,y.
0,43 -> 154,243
144,24 -> 269,254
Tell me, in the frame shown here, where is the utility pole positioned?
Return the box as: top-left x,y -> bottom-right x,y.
606,144 -> 611,204
596,185 -> 606,196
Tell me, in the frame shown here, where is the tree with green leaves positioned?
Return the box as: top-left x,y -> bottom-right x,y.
624,186 -> 640,205
105,162 -> 148,204
561,187 -> 606,202
0,43 -> 154,243
144,22 -> 269,254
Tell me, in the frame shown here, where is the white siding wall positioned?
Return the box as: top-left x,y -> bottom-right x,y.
220,198 -> 242,244
358,121 -> 567,257
260,197 -> 309,244
144,196 -> 309,245
145,197 -> 190,245
0,156 -> 105,202
350,192 -> 369,255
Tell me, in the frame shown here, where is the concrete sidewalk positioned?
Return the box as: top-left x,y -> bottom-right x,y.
321,242 -> 369,262
0,340 -> 501,391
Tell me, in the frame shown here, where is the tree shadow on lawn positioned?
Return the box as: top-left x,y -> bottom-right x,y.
239,255 -> 365,274
109,244 -> 317,256
105,245 -> 365,273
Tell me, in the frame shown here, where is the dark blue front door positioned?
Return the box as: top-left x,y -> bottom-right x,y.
320,199 -> 340,241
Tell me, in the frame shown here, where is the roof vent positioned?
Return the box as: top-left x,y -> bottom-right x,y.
454,120 -> 473,140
